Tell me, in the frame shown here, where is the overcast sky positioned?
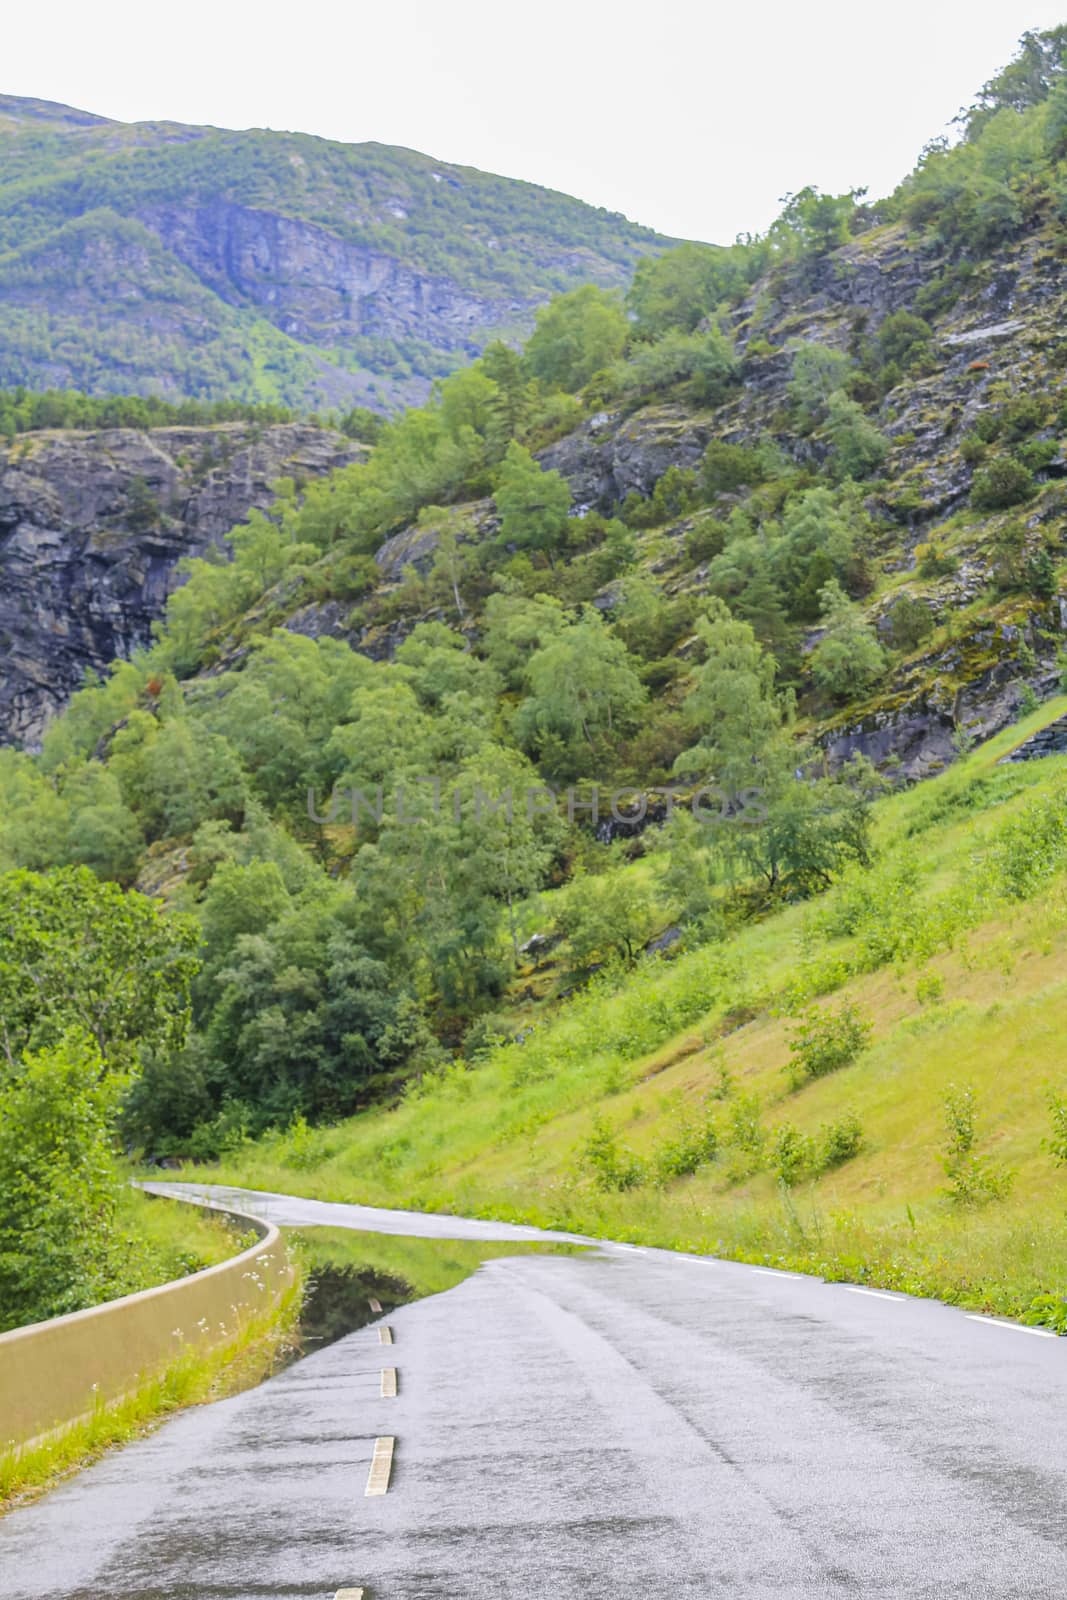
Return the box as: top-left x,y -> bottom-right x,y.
5,1 -> 1065,242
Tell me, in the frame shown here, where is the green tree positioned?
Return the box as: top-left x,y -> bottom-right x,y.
0,867 -> 200,1072
523,285 -> 629,392
788,342 -> 852,427
628,241 -> 757,337
494,441 -> 572,558
516,611 -> 647,769
556,870 -> 659,970
811,580 -> 886,699
0,1031 -> 128,1329
826,392 -> 888,481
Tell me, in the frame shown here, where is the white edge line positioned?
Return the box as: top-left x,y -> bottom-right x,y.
965,1315 -> 1057,1339
753,1269 -> 805,1280
845,1287 -> 906,1302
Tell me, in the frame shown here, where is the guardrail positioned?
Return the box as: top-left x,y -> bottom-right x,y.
0,1199 -> 297,1447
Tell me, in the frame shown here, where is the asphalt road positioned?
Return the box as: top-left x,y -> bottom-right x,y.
2,1183 -> 1066,1598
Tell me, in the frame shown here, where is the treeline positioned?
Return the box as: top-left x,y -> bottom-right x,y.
0,386 -> 385,442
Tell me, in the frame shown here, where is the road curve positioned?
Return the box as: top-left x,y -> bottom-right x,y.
1,1184 -> 1065,1597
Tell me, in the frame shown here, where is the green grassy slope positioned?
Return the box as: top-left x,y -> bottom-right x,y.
194,705 -> 1067,1329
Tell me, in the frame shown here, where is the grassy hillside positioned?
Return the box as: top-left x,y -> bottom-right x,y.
194,708 -> 1067,1328
0,95 -> 674,409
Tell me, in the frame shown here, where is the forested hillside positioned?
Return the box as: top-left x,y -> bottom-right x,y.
0,95 -> 673,410
4,29 -> 1067,1329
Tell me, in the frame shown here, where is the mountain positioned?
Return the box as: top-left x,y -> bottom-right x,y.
0,95 -> 675,411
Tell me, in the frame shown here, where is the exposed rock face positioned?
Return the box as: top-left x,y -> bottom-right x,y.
537,407 -> 715,513
0,423 -> 360,748
998,711 -> 1067,763
140,202 -> 525,358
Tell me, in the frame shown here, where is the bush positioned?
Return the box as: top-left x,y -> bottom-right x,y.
970,455 -> 1035,510
0,1031 -> 127,1329
786,1002 -> 872,1088
941,1084 -> 1014,1207
1048,1091 -> 1067,1165
773,1122 -> 816,1185
702,440 -> 768,496
652,1113 -> 719,1183
579,1114 -> 645,1191
684,517 -> 728,564
888,593 -> 936,652
916,543 -> 957,579
999,395 -> 1048,441
819,1111 -> 864,1169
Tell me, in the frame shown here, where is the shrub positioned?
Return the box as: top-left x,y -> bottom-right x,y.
579,1115 -> 645,1191
684,517 -> 728,564
772,1122 -> 816,1185
786,1002 -> 872,1088
1047,1091 -> 1067,1165
0,1031 -> 127,1329
970,455 -> 1035,510
653,1114 -> 719,1183
702,440 -> 768,496
818,1111 -> 864,1170
888,594 -> 936,652
1017,437 -> 1059,473
999,395 -> 1048,441
941,1084 -> 1014,1206
916,543 -> 957,579
725,1091 -> 766,1172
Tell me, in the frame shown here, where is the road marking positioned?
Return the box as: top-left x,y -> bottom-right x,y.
368,1297 -> 382,1314
966,1315 -> 1057,1339
365,1436 -> 395,1496
334,1590 -> 365,1599
380,1367 -> 397,1398
754,1269 -> 805,1280
378,1325 -> 393,1345
846,1287 -> 905,1302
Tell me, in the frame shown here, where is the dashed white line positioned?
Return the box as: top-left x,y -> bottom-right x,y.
378,1325 -> 393,1346
368,1297 -> 382,1314
754,1269 -> 805,1280
845,1287 -> 906,1302
334,1589 -> 365,1599
380,1367 -> 397,1398
365,1435 -> 395,1496
965,1315 -> 1057,1339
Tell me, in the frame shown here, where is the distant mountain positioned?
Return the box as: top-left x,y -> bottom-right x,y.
0,95 -> 676,411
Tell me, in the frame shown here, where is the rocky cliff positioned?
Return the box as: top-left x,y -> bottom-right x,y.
0,422 -> 360,747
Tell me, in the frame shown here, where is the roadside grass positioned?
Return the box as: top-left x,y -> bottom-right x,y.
185,722 -> 1067,1334
0,1267 -> 305,1514
114,1183 -> 249,1284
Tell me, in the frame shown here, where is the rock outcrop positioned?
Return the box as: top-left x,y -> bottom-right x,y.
0,422 -> 360,748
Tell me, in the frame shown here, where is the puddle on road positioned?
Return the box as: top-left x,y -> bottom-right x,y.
286,1264 -> 412,1365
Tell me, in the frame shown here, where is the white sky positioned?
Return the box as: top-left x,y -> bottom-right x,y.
4,1 -> 1066,242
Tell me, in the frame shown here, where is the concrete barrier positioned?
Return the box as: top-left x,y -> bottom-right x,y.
0,1199 -> 297,1447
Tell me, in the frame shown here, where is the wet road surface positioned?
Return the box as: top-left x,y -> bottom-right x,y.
2,1183 -> 1066,1598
